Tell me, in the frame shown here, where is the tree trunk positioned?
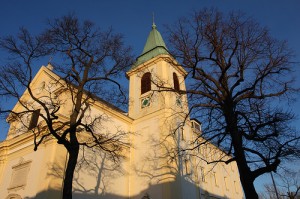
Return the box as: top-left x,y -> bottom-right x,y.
62,144 -> 79,199
224,104 -> 259,199
232,131 -> 259,199
233,134 -> 259,199
238,165 -> 258,199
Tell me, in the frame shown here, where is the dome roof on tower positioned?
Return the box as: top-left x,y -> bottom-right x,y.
132,23 -> 170,68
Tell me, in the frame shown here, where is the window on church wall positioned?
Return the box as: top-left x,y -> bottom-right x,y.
207,146 -> 212,161
196,141 -> 201,153
213,172 -> 218,187
179,126 -> 184,141
191,120 -> 201,133
28,109 -> 40,130
7,110 -> 40,138
176,95 -> 183,108
8,160 -> 32,191
141,72 -> 151,95
173,72 -> 180,91
224,177 -> 229,190
234,181 -> 238,193
184,159 -> 189,174
176,122 -> 185,141
200,166 -> 206,182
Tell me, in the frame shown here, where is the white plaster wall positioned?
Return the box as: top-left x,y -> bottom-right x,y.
0,140 -> 65,199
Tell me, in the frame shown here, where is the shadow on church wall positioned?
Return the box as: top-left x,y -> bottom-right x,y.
18,143 -> 228,199
73,148 -> 126,196
42,145 -> 129,198
128,127 -> 231,199
21,180 -> 227,199
9,130 -> 232,199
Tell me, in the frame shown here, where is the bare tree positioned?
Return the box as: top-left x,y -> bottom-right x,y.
260,184 -> 284,199
0,15 -> 133,199
166,8 -> 300,198
279,170 -> 300,199
260,169 -> 300,199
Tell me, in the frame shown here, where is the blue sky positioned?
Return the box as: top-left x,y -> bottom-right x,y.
1,0 -> 299,194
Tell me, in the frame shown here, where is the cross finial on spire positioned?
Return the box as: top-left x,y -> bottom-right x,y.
47,56 -> 54,70
48,56 -> 52,65
152,12 -> 156,29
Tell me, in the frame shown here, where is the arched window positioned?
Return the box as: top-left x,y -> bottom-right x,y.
141,72 -> 151,94
173,72 -> 180,91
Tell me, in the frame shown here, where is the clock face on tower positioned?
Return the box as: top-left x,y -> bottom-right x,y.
141,96 -> 151,108
176,95 -> 182,108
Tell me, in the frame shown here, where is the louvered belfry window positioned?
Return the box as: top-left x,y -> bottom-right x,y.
141,72 -> 151,94
173,73 -> 180,91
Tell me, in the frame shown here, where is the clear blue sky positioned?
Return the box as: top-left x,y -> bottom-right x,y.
0,0 -> 299,194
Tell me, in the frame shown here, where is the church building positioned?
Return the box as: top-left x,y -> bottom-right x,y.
0,23 -> 244,199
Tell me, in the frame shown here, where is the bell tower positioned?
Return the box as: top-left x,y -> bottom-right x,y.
126,22 -> 188,120
126,23 -> 190,199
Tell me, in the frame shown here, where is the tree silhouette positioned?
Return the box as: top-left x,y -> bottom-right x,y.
261,169 -> 300,199
0,15 -> 133,199
166,8 -> 300,199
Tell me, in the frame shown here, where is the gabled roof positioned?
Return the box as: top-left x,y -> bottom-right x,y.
8,65 -> 133,123
132,23 -> 170,68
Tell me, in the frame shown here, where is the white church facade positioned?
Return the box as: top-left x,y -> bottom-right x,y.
0,23 -> 244,199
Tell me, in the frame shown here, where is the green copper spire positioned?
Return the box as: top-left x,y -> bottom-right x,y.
132,22 -> 169,68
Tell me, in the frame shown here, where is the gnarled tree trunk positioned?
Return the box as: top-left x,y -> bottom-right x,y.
62,143 -> 79,199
